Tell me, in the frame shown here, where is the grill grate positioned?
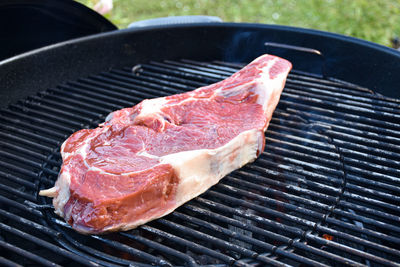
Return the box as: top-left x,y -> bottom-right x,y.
0,59 -> 399,266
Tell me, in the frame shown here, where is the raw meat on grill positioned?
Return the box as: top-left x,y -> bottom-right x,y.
39,54 -> 292,234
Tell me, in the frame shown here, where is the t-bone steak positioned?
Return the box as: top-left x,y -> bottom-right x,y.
40,54 -> 292,234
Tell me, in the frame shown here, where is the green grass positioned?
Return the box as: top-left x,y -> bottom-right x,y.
77,0 -> 400,46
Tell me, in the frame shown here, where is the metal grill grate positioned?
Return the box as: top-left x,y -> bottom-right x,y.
0,59 -> 399,266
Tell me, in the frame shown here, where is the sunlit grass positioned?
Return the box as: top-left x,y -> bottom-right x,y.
77,0 -> 400,46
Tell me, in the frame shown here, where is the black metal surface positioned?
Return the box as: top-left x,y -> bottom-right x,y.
0,58 -> 399,266
0,0 -> 116,61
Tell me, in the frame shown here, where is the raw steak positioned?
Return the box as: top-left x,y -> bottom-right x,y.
40,54 -> 292,234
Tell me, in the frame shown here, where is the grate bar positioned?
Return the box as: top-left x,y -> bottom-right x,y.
50,219 -> 160,267
140,224 -> 235,265
342,190 -> 400,214
167,60 -> 243,78
10,104 -> 85,129
137,68 -> 206,88
266,135 -> 338,160
0,109 -> 74,134
69,79 -> 144,105
133,68 -> 207,88
0,256 -> 23,267
181,59 -> 242,73
0,183 -> 36,201
171,210 -> 273,249
332,138 -> 400,168
284,85 -> 400,115
104,70 -> 184,95
0,208 -> 59,238
265,248 -> 330,267
106,69 -> 186,93
0,170 -> 36,189
120,231 -> 202,267
267,144 -> 342,173
324,215 -> 400,245
99,71 -> 177,96
151,61 -> 226,80
281,101 -> 400,135
91,235 -> 175,267
317,224 -> 400,257
289,241 -> 365,267
62,82 -> 135,108
290,73 -> 371,91
17,101 -> 94,125
223,175 -> 329,219
267,128 -> 333,151
41,167 -> 59,177
340,152 -> 400,177
127,64 -> 221,85
0,131 -> 53,152
305,233 -> 399,267
284,83 -> 400,110
346,182 -> 400,203
37,91 -> 112,114
0,240 -> 60,267
111,69 -> 196,91
28,95 -> 104,120
0,223 -> 98,266
0,150 -> 43,169
157,218 -> 258,259
0,141 -> 48,161
198,194 -> 304,237
82,76 -> 168,99
164,60 -> 234,76
282,91 -> 400,122
225,175 -> 330,213
284,77 -> 400,105
0,116 -> 66,140
284,106 -> 400,141
50,86 -> 123,111
289,109 -> 400,148
0,161 -> 37,182
239,166 -> 337,204
337,199 -> 400,223
262,151 -> 342,178
254,159 -> 339,198
183,203 -> 291,244
216,182 -> 324,224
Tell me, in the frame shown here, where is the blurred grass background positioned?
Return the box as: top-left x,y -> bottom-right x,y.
77,0 -> 400,47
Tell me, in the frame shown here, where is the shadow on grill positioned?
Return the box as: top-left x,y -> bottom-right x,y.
0,59 -> 399,266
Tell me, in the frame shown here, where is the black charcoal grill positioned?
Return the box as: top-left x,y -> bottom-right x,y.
1,21 -> 400,267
